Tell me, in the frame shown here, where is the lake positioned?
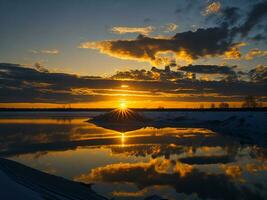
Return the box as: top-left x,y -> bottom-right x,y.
0,111 -> 266,200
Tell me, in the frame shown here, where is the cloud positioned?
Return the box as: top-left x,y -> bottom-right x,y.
34,63 -> 49,73
221,165 -> 242,178
235,1 -> 267,37
0,63 -> 113,103
163,23 -> 178,32
178,64 -> 241,82
75,159 -> 263,200
221,7 -> 240,25
0,63 -> 266,104
75,159 -> 193,183
81,1 -> 267,66
109,144 -> 185,159
111,186 -> 187,199
41,49 -> 59,54
207,6 -> 240,27
179,155 -> 234,165
202,1 -> 221,16
246,163 -> 267,173
179,64 -> 236,75
248,65 -> 267,83
30,49 -> 59,55
206,1 -> 267,40
111,66 -> 184,81
112,69 -> 156,80
244,49 -> 267,60
80,27 -> 235,65
250,34 -> 267,41
223,43 -> 243,60
111,26 -> 155,35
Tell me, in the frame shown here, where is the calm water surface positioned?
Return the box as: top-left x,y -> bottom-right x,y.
0,112 -> 266,200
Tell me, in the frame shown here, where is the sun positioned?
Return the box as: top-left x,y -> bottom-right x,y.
119,102 -> 127,110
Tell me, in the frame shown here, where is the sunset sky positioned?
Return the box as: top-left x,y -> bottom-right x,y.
0,0 -> 266,108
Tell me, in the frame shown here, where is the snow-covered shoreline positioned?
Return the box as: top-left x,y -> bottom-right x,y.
145,111 -> 267,146
0,158 -> 108,200
90,111 -> 267,147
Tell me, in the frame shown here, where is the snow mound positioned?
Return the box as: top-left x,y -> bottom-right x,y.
89,108 -> 152,132
91,108 -> 151,123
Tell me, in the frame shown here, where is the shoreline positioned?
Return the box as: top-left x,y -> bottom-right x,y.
0,107 -> 267,112
0,158 -> 108,200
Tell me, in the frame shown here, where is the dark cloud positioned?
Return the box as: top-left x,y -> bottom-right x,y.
179,155 -> 234,164
80,26 -> 234,64
205,1 -> 267,42
112,69 -> 155,80
250,34 -> 267,41
111,66 -> 184,81
172,27 -> 232,59
235,1 -> 267,37
0,63 -> 118,103
221,7 -> 240,26
179,64 -> 236,75
206,6 -> 240,27
0,63 -> 266,104
249,65 -> 267,83
112,64 -> 245,83
34,62 -> 49,73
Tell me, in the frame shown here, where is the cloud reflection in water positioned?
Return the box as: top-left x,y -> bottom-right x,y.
0,116 -> 266,199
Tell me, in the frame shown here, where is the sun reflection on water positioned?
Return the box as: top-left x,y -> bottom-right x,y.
121,133 -> 125,147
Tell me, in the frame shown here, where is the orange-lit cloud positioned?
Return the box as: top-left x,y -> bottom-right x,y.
112,185 -> 193,199
74,158 -> 260,199
75,159 -> 193,183
221,165 -> 242,178
111,26 -> 155,35
244,48 -> 267,60
202,1 -> 221,16
223,42 -> 246,60
80,27 -> 236,65
245,163 -> 267,173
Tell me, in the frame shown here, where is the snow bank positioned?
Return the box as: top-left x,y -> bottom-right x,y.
142,111 -> 267,147
0,170 -> 42,200
0,158 -> 108,200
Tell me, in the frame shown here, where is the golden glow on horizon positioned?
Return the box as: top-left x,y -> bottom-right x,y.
1,101 -> 265,109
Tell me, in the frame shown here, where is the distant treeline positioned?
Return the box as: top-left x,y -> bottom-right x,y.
0,107 -> 266,112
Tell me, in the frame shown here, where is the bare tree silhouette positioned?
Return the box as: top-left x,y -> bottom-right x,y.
219,102 -> 229,108
242,96 -> 260,108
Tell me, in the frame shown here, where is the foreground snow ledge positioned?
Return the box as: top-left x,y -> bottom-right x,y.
0,158 -> 108,200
